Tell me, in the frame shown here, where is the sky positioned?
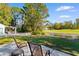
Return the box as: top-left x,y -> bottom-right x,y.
8,3 -> 79,24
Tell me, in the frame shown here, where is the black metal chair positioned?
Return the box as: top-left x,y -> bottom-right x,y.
11,36 -> 50,56
28,42 -> 50,56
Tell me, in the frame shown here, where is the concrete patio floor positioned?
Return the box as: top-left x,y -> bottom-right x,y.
0,42 -> 71,56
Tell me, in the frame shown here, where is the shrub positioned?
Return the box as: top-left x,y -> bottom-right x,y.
32,31 -> 45,35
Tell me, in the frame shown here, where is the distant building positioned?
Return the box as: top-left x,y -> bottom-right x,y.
15,14 -> 24,27
76,18 -> 79,23
0,23 -> 5,35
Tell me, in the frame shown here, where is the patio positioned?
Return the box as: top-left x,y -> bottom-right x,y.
0,42 -> 71,56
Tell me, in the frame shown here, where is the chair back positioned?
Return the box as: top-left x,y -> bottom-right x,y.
28,42 -> 43,56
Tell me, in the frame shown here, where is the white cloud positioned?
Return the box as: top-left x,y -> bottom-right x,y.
56,6 -> 74,11
59,15 -> 70,18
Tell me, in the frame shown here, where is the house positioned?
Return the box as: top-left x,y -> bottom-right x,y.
0,23 -> 5,35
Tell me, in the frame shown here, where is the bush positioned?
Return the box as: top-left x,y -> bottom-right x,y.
16,27 -> 26,33
32,31 -> 45,35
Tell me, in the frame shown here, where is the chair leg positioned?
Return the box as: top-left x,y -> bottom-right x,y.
45,50 -> 50,56
22,50 -> 25,56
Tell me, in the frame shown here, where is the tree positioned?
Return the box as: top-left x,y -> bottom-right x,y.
0,3 -> 12,26
76,18 -> 79,29
72,22 -> 77,29
23,3 -> 49,34
54,22 -> 63,30
63,21 -> 73,29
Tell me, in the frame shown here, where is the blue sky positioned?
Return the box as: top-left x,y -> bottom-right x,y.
8,3 -> 79,24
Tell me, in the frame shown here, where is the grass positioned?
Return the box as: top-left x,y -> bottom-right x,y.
0,36 -> 79,55
44,29 -> 79,34
0,37 -> 12,45
0,37 -> 26,45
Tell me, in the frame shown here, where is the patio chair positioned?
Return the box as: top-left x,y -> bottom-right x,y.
11,36 -> 27,56
28,42 -> 50,56
11,36 -> 50,56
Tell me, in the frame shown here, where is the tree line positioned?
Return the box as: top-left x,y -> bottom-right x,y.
0,3 -> 49,34
46,20 -> 79,30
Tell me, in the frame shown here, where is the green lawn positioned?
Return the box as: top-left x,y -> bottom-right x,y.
0,37 -> 12,45
0,36 -> 79,56
44,29 -> 79,34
